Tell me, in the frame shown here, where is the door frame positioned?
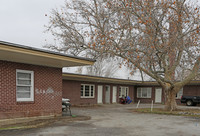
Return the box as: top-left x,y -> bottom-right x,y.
112,86 -> 117,103
155,88 -> 162,103
97,85 -> 103,104
105,85 -> 110,104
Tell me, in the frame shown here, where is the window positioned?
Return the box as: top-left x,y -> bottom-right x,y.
119,86 -> 129,97
16,70 -> 34,102
137,87 -> 152,98
81,84 -> 95,98
176,88 -> 183,99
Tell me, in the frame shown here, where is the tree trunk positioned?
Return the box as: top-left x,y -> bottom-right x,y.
165,89 -> 177,111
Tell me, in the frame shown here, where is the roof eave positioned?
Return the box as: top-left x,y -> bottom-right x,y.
0,41 -> 95,68
62,73 -> 141,85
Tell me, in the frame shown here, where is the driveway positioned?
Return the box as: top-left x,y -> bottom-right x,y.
1,104 -> 200,136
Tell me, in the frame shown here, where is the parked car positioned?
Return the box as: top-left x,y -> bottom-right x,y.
180,96 -> 200,106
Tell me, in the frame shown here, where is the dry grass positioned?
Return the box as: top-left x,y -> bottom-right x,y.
132,108 -> 200,118
0,115 -> 91,130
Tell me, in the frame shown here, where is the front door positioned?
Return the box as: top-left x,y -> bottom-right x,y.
155,88 -> 162,103
105,86 -> 110,104
97,85 -> 103,104
112,86 -> 117,103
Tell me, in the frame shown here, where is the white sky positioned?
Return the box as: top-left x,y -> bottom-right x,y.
0,0 -> 65,48
1,1 -> 199,80
0,0 -> 147,80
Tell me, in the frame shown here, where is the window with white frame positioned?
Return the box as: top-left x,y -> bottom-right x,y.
119,86 -> 129,97
137,87 -> 152,98
81,84 -> 95,98
16,70 -> 34,102
176,88 -> 183,99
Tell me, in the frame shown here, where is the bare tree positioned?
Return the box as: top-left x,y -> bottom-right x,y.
46,0 -> 200,111
45,0 -> 119,77
73,56 -> 119,77
86,57 -> 119,77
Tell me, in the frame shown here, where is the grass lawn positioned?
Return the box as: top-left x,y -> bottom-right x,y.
133,108 -> 200,118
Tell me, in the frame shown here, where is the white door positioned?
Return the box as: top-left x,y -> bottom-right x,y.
112,86 -> 117,103
155,88 -> 162,103
105,86 -> 110,104
97,85 -> 103,104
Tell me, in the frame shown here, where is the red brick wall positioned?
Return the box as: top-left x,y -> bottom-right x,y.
175,85 -> 200,105
134,86 -> 165,104
63,80 -> 79,105
125,85 -> 134,103
134,85 -> 200,105
62,80 -> 98,105
134,86 -> 154,103
183,85 -> 200,96
63,80 -> 200,105
0,60 -> 62,119
62,80 -> 134,105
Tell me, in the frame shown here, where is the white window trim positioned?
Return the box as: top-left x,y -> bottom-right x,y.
81,84 -> 95,98
119,86 -> 129,98
137,87 -> 152,98
16,69 -> 34,102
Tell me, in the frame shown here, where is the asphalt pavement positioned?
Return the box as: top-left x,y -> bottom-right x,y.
1,104 -> 200,136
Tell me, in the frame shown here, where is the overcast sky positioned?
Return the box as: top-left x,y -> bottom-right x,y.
0,0 -> 132,79
1,1 -> 200,80
0,0 -> 65,48
1,0 -> 199,49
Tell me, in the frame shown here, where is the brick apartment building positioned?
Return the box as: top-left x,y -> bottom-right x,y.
62,73 -> 200,106
1,41 -> 200,123
0,41 -> 94,120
